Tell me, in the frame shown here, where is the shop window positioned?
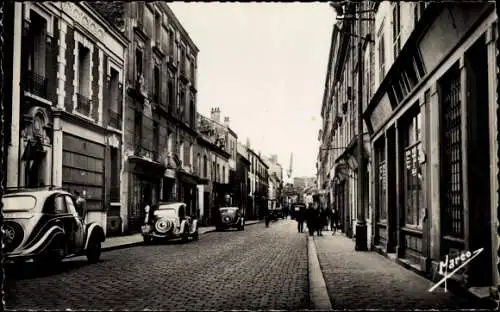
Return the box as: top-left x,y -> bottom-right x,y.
403,106 -> 424,228
376,139 -> 387,221
440,67 -> 464,238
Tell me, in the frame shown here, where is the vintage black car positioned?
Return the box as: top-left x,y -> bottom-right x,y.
141,202 -> 199,244
3,188 -> 106,265
215,206 -> 245,231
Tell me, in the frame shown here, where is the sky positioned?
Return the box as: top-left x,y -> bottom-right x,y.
169,2 -> 335,179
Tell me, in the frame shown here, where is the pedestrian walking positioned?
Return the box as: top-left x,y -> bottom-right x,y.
331,207 -> 339,235
296,204 -> 306,233
306,204 -> 318,236
316,206 -> 325,236
318,207 -> 328,236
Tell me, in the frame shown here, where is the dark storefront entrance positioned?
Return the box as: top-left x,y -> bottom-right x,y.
127,158 -> 164,233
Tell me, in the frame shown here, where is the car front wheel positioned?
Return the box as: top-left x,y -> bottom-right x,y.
86,238 -> 102,263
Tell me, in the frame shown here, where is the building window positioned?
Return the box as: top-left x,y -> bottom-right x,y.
26,12 -> 48,99
203,155 -> 208,178
217,164 -> 220,182
197,153 -> 201,175
153,64 -> 160,103
190,98 -> 195,127
134,111 -> 142,151
154,10 -> 161,44
378,30 -> 385,83
403,108 -> 423,228
392,2 -> 401,60
108,67 -> 121,129
183,142 -> 190,166
190,59 -> 195,82
179,87 -> 185,118
153,121 -> 159,160
168,77 -> 175,112
168,28 -> 175,57
77,43 -> 91,115
212,161 -> 216,181
136,2 -> 144,28
110,147 -> 120,201
222,166 -> 226,183
135,47 -> 143,79
180,45 -> 186,75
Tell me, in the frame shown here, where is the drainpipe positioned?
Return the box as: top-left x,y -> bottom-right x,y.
355,2 -> 368,251
496,2 -> 500,304
1,2 -> 6,310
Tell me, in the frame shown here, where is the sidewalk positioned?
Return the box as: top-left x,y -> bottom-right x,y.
310,232 -> 489,310
102,220 -> 261,251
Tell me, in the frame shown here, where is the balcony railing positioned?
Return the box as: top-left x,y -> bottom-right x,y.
108,109 -> 122,130
25,71 -> 49,99
76,93 -> 91,116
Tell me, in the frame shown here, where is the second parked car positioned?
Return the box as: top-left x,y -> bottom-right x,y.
216,206 -> 245,231
141,202 -> 199,244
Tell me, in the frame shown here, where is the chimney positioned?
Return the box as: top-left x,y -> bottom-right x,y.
211,107 -> 221,122
246,138 -> 250,148
270,154 -> 278,163
224,116 -> 230,127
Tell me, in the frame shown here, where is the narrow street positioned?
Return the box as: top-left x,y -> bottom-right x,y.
5,219 -> 489,310
5,220 -> 309,310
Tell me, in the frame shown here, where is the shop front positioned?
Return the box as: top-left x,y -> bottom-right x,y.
364,2 -> 497,287
178,170 -> 199,217
125,156 -> 164,233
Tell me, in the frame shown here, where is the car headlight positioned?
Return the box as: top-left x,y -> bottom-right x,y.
155,219 -> 172,233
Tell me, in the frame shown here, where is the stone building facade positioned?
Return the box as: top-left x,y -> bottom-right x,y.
91,1 -> 199,234
5,1 -> 128,234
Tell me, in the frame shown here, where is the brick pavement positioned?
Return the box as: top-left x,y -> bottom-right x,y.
5,219 -> 308,310
313,232 -> 488,310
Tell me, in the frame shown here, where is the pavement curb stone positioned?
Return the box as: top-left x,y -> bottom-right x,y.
102,220 -> 263,252
307,235 -> 333,311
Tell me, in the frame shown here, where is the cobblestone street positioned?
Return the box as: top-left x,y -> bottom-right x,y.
5,220 -> 309,310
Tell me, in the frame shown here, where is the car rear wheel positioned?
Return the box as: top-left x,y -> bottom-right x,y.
143,236 -> 153,245
86,237 -> 102,263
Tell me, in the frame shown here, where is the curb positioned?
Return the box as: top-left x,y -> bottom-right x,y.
307,235 -> 333,310
102,220 -> 263,252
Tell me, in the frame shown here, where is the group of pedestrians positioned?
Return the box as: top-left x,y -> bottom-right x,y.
295,203 -> 339,236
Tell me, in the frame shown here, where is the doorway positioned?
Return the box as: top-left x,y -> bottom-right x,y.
463,34 -> 492,287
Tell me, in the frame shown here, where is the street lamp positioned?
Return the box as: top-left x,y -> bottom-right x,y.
330,1 -> 374,251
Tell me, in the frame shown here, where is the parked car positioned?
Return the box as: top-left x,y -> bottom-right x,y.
215,206 -> 245,231
3,188 -> 105,265
141,202 -> 199,244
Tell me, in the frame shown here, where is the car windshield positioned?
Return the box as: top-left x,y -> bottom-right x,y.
2,195 -> 37,211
